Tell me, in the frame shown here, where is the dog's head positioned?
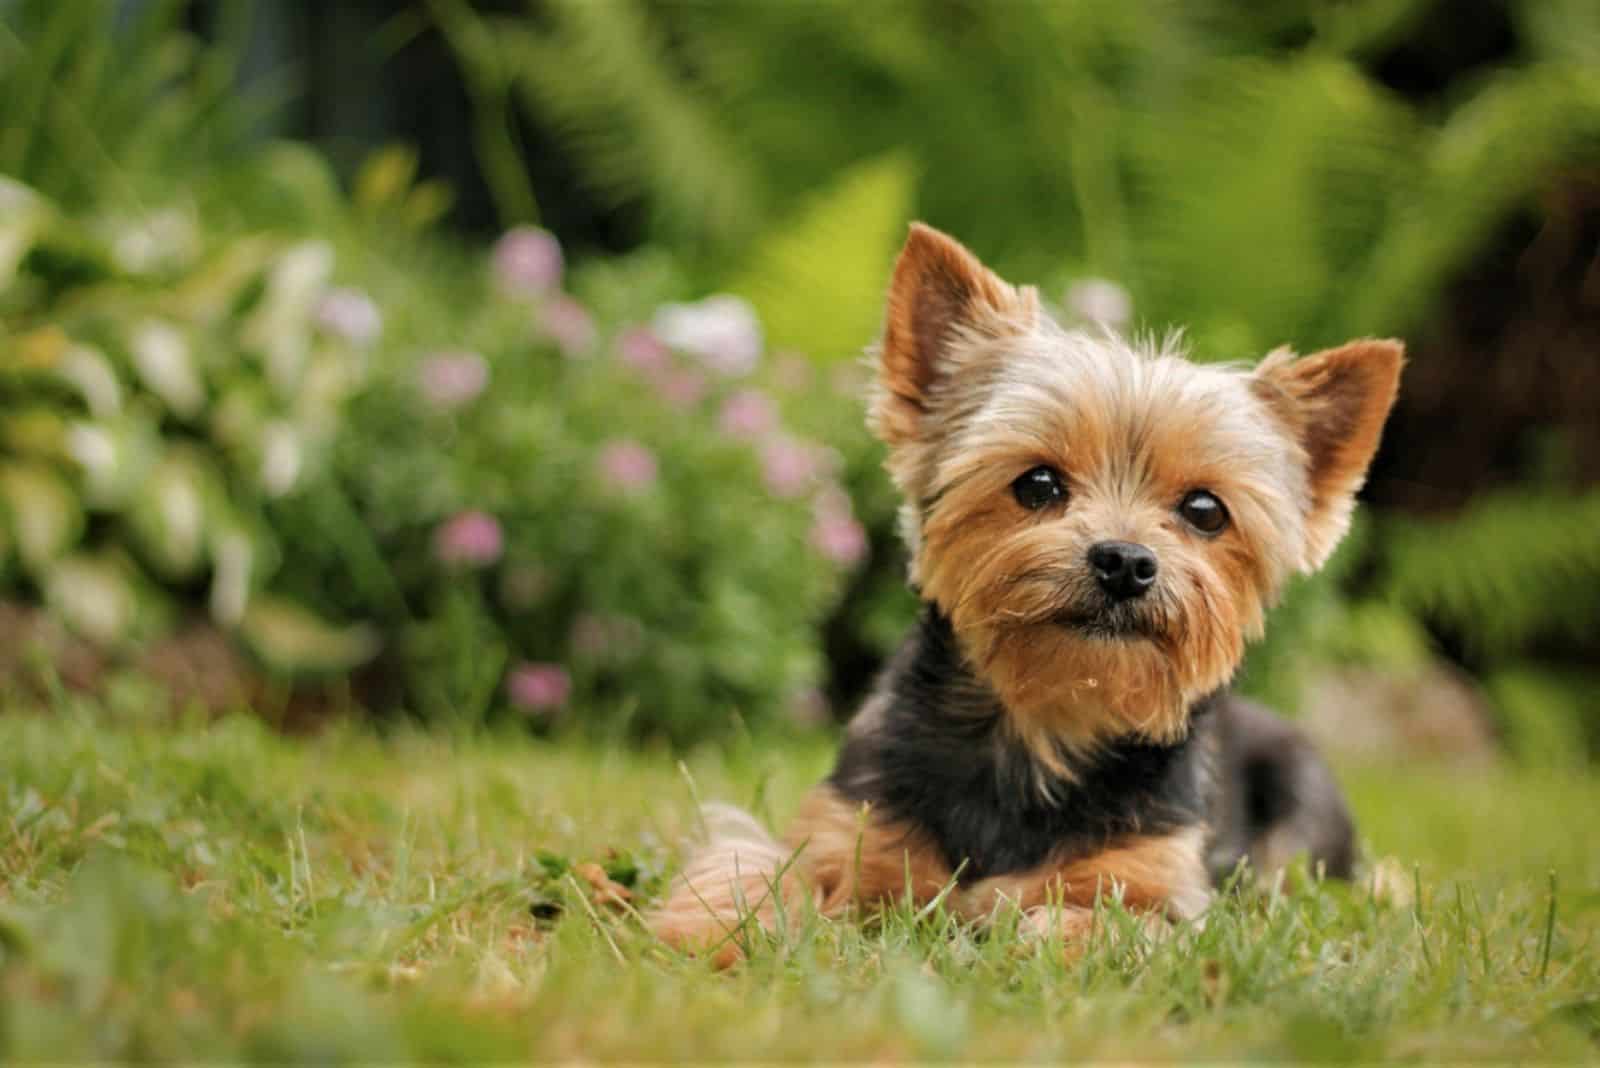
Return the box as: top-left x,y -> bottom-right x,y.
871,224 -> 1402,756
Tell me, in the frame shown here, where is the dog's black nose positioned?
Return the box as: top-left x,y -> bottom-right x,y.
1088,541 -> 1158,601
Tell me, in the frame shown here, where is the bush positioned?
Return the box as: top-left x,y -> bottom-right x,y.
0,157 -> 869,741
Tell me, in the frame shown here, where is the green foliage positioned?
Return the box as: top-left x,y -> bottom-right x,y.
1383,489 -> 1600,656
730,153 -> 916,361
0,5 -> 867,740
0,0 -> 257,211
444,0 -> 1600,745
1,190 -> 373,663
1,161 -> 862,737
485,0 -> 765,253
1486,667 -> 1598,770
6,0 -> 1600,749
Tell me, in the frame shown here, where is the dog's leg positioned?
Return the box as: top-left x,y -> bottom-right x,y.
1207,695 -> 1357,884
649,802 -> 813,968
650,785 -> 952,966
957,826 -> 1212,950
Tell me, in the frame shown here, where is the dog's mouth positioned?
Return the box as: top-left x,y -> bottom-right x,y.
1053,605 -> 1163,642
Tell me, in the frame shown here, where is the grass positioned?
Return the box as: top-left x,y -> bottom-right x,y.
1,691 -> 1597,1062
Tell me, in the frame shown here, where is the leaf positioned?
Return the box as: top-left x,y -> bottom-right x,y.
128,448 -> 220,579
0,177 -> 51,290
0,461 -> 83,573
1383,490 -> 1600,654
729,153 -> 915,362
240,241 -> 336,399
1339,62 -> 1600,336
237,595 -> 380,675
491,0 -> 763,249
43,552 -> 143,646
129,320 -> 206,419
1129,55 -> 1411,354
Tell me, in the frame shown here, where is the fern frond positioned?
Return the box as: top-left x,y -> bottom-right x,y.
0,0 -> 253,209
1338,62 -> 1600,337
1127,54 -> 1412,357
729,154 -> 914,362
1382,490 -> 1600,654
489,0 -> 763,259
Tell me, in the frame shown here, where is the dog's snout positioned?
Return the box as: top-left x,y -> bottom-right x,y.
1088,540 -> 1158,601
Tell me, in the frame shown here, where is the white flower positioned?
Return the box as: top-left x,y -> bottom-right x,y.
1064,278 -> 1133,330
652,294 -> 763,376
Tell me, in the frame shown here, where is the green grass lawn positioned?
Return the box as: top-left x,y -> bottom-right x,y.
2,695 -> 1597,1062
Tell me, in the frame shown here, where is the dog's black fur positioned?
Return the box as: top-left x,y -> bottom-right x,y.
829,605 -> 1355,885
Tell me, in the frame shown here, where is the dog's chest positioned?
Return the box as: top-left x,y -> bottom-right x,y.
831,702 -> 1218,884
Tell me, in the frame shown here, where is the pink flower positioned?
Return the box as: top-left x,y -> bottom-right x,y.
596,439 -> 658,493
652,294 -> 762,376
617,326 -> 670,376
315,288 -> 382,347
434,510 -> 503,567
418,350 -> 489,410
658,369 -> 706,410
493,226 -> 563,297
541,294 -> 596,357
811,513 -> 867,567
718,388 -> 777,440
760,437 -> 820,498
507,661 -> 571,712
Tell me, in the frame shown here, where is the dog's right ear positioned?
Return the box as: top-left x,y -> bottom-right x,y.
872,223 -> 1036,447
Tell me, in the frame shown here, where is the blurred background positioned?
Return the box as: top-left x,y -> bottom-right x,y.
2,0 -> 1598,768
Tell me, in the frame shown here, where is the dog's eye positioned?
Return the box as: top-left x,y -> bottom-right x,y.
1012,466 -> 1066,510
1178,490 -> 1229,534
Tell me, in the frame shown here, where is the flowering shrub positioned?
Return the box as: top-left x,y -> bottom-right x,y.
309,266 -> 865,738
0,171 -> 862,741
0,177 -> 386,671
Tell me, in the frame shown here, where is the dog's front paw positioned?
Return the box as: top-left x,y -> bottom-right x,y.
1017,904 -> 1171,958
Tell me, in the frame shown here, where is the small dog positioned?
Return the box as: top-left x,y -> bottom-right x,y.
652,224 -> 1402,963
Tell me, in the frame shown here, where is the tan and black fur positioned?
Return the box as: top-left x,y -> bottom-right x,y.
651,224 -> 1402,964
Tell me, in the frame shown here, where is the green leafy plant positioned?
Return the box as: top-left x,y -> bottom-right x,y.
0,3 -> 869,741
442,0 -> 1600,745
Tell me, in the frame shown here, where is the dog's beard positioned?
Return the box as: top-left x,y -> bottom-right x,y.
964,614 -> 1184,745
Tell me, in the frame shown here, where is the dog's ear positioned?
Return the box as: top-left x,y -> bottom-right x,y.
872,223 -> 1036,447
1254,339 -> 1404,571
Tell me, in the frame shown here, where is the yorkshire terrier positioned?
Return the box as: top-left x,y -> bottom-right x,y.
651,224 -> 1403,963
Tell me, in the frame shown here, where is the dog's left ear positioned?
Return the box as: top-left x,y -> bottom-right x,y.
1253,339 -> 1404,572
